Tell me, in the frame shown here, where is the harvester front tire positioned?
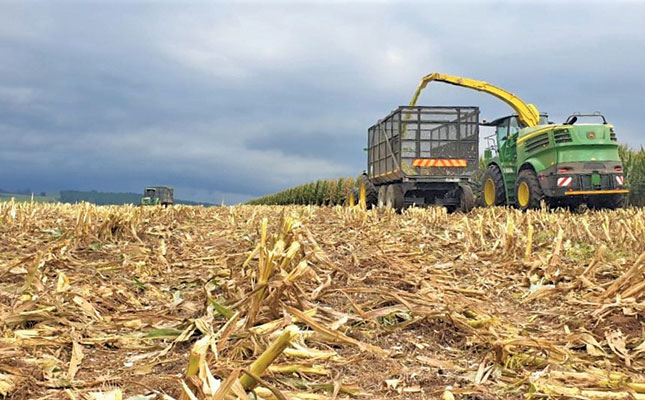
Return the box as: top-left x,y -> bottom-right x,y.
481,165 -> 506,206
385,184 -> 404,211
515,169 -> 544,210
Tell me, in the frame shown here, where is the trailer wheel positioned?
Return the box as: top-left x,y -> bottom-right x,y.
458,184 -> 475,213
481,165 -> 506,206
357,173 -> 377,207
385,184 -> 404,211
377,186 -> 387,208
515,169 -> 544,210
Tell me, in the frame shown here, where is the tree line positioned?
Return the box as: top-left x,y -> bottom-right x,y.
59,190 -> 211,206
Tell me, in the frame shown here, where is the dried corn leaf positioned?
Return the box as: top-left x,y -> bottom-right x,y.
3,202 -> 645,400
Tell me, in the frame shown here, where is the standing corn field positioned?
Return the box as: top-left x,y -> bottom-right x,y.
619,144 -> 645,206
247,177 -> 355,206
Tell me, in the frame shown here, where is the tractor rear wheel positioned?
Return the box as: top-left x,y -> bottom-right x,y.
377,186 -> 387,208
481,165 -> 506,206
385,184 -> 404,211
515,169 -> 544,210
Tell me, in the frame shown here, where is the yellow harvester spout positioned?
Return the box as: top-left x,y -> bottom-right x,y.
410,73 -> 541,128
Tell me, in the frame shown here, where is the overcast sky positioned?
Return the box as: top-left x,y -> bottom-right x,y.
1,1 -> 644,203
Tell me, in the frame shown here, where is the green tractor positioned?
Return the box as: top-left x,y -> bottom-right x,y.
409,73 -> 628,210
481,112 -> 626,209
140,186 -> 174,207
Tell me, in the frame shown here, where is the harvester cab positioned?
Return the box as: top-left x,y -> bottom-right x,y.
409,73 -> 628,210
483,114 -> 552,166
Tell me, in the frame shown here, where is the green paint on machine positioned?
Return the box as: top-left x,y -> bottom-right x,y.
482,113 -> 627,209
140,186 -> 174,206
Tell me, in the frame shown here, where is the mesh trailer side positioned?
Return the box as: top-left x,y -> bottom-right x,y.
367,106 -> 479,183
368,111 -> 401,182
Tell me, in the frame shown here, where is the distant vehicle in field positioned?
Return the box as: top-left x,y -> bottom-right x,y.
140,186 -> 174,206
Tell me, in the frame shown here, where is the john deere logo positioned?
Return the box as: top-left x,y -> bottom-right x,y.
587,131 -> 596,139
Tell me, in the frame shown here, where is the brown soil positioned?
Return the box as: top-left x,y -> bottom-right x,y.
1,204 -> 645,399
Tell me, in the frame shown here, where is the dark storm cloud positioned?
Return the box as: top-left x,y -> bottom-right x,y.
0,1 -> 644,203
246,131 -> 365,164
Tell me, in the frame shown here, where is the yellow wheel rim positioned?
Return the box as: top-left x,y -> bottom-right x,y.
518,181 -> 530,207
483,178 -> 496,206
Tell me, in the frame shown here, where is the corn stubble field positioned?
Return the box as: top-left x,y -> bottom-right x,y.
2,201 -> 645,400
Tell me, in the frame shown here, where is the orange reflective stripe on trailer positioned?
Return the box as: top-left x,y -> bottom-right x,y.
412,159 -> 468,168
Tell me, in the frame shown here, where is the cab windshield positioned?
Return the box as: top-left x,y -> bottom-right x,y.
494,117 -> 517,148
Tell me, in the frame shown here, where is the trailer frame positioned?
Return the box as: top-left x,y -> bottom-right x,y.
366,106 -> 479,211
